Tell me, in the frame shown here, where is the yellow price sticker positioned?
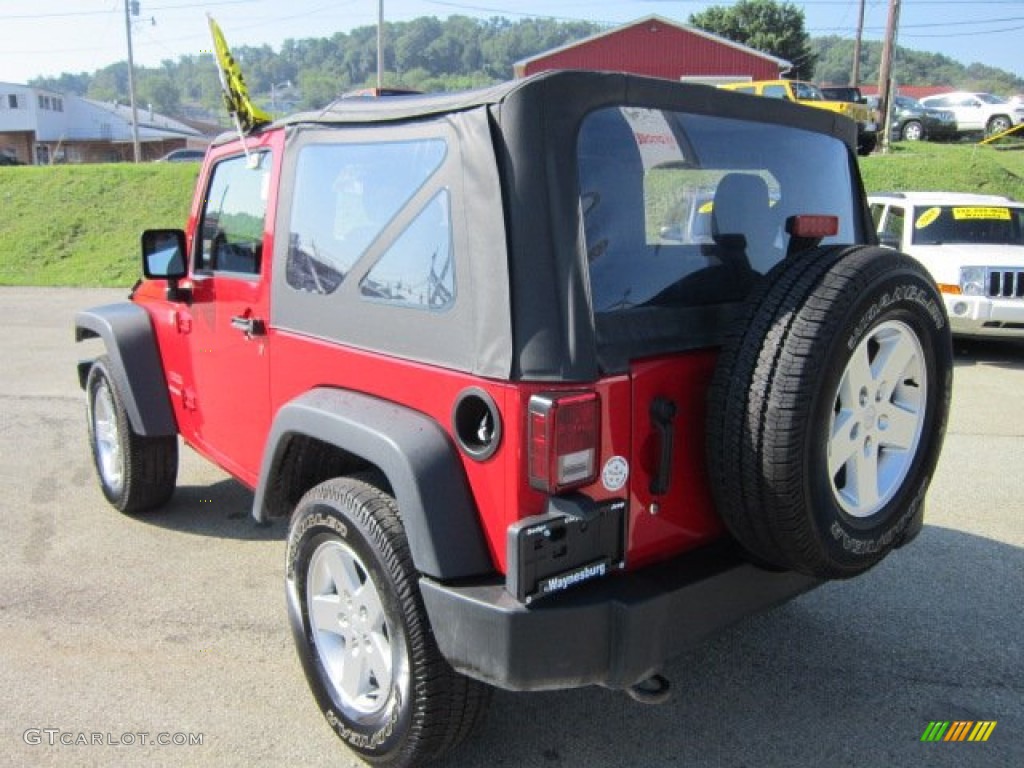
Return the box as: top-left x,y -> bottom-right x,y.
953,207 -> 1010,221
915,207 -> 940,229
698,200 -> 714,214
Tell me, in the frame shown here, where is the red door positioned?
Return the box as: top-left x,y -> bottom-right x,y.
187,273 -> 270,485
181,148 -> 276,486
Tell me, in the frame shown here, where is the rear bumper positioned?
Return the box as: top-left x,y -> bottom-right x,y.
420,542 -> 821,692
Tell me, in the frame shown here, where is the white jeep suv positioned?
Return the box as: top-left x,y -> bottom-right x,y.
919,92 -> 1024,136
869,191 -> 1024,338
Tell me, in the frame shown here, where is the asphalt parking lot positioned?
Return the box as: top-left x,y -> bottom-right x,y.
1,286 -> 1021,768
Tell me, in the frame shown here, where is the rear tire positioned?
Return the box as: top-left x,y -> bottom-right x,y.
86,356 -> 177,513
986,115 -> 1012,135
286,477 -> 490,767
707,246 -> 952,578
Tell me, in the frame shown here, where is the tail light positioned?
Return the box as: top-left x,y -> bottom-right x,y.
787,214 -> 839,239
528,392 -> 600,493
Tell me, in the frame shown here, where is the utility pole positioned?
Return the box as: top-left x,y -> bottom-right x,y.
124,0 -> 141,163
876,0 -> 902,153
377,0 -> 384,90
851,0 -> 866,86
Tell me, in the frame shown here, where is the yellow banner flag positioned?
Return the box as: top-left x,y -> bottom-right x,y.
208,15 -> 272,133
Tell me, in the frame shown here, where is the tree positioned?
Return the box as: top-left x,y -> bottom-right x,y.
137,73 -> 181,116
28,71 -> 91,96
395,17 -> 444,73
809,36 -> 1023,92
297,70 -> 342,110
86,63 -> 130,103
21,14 -> 1024,119
690,0 -> 817,80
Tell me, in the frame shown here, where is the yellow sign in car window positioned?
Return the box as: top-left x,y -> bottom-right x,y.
915,207 -> 940,229
953,207 -> 1011,221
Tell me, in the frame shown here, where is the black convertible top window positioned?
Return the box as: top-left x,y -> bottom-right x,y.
285,139 -> 446,295
579,107 -> 858,316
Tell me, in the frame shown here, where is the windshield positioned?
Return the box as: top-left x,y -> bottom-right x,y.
578,107 -> 858,314
911,205 -> 1024,246
792,82 -> 824,101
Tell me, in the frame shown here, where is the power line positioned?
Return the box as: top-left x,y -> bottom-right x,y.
2,0 -> 257,21
903,22 -> 1024,37
896,14 -> 1024,28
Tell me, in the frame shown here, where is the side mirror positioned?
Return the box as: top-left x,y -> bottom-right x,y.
142,229 -> 187,279
141,229 -> 190,302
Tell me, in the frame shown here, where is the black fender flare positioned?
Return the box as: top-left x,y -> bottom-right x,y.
253,388 -> 494,581
74,303 -> 177,437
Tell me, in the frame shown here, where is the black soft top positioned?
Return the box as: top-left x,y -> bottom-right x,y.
257,71 -> 862,382
280,79 -> 522,127
218,69 -> 856,148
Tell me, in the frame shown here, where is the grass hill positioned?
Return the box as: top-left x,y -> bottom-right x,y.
1,142 -> 1022,288
859,141 -> 1024,199
0,163 -> 196,286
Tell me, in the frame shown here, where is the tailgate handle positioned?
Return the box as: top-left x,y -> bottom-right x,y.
649,398 -> 677,496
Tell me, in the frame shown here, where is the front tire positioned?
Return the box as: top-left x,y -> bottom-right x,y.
901,120 -> 924,141
857,135 -> 877,156
286,477 -> 490,767
86,356 -> 177,513
707,246 -> 952,578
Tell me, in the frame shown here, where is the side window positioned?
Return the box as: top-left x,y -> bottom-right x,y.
870,203 -> 886,229
791,83 -> 819,101
197,152 -> 271,275
286,140 -> 446,295
883,206 -> 905,243
360,190 -> 454,311
763,85 -> 789,100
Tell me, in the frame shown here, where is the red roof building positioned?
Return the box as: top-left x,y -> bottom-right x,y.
514,15 -> 791,82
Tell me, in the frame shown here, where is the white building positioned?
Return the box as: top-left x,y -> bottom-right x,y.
0,82 -> 208,164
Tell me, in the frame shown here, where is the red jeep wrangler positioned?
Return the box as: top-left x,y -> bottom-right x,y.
76,71 -> 952,767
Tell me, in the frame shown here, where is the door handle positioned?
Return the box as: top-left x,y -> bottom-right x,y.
230,315 -> 266,337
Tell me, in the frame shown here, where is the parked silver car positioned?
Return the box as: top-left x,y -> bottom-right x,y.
919,92 -> 1024,136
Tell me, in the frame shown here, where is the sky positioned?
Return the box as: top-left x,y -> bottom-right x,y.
1,0 -> 1023,86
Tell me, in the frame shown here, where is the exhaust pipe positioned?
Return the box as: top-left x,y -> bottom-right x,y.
626,673 -> 671,705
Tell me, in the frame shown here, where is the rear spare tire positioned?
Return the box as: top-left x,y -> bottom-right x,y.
707,245 -> 952,578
